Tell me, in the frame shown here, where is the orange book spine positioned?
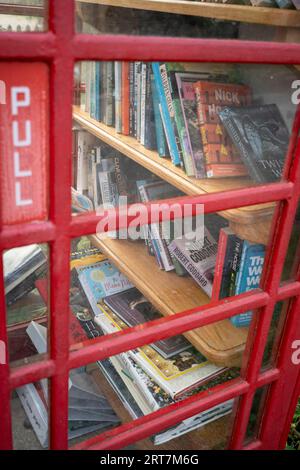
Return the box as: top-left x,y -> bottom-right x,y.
121,61 -> 130,135
0,63 -> 49,225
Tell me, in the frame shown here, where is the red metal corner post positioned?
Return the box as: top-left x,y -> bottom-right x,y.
48,0 -> 74,450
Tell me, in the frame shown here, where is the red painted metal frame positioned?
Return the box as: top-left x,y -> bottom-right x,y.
0,0 -> 300,451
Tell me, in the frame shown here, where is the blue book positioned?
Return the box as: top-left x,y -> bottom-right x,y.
150,72 -> 168,158
152,62 -> 181,165
77,260 -> 133,315
231,241 -> 265,328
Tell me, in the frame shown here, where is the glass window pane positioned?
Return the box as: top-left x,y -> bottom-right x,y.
0,1 -> 47,32
75,1 -> 300,43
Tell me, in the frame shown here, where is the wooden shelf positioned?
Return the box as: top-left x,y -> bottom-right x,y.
78,0 -> 300,27
91,236 -> 248,367
73,107 -> 274,230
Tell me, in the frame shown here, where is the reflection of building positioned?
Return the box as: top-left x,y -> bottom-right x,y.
0,1 -> 44,32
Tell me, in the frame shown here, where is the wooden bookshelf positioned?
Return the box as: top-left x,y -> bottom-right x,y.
91,236 -> 248,368
74,107 -> 274,245
78,0 -> 300,28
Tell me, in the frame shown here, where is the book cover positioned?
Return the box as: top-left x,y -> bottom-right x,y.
169,227 -> 218,297
76,260 -> 133,315
0,62 -> 49,225
219,104 -> 290,183
193,80 -> 251,178
212,227 -> 243,301
103,287 -> 191,359
95,299 -> 226,399
231,240 -> 265,328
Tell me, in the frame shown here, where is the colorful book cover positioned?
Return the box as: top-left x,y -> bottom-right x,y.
219,104 -> 290,183
103,287 -> 191,359
76,260 -> 133,315
169,227 -> 218,297
231,240 -> 265,328
152,62 -> 182,166
0,62 -> 49,225
212,228 -> 244,301
193,80 -> 251,178
95,299 -> 226,399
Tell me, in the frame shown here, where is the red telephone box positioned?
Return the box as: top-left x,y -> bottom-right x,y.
0,0 -> 300,450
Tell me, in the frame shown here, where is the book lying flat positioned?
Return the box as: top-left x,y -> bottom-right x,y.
103,287 -> 191,359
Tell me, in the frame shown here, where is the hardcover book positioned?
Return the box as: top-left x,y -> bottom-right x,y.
75,260 -> 133,316
193,80 -> 251,178
231,240 -> 265,328
218,104 -> 290,183
103,287 -> 191,359
0,62 -> 49,225
169,227 -> 218,297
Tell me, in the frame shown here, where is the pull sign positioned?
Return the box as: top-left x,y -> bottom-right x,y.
0,63 -> 48,225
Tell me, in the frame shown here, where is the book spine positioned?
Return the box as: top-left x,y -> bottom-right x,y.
139,185 -> 174,271
160,64 -> 184,166
152,62 -> 181,165
230,243 -> 251,328
98,167 -> 118,208
144,65 -> 156,151
17,384 -> 48,448
129,62 -> 135,136
85,61 -> 91,115
211,229 -> 228,302
114,61 -> 122,133
140,63 -> 147,146
95,62 -> 101,121
119,353 -> 160,412
150,72 -> 168,158
173,98 -> 195,176
104,61 -> 115,127
121,61 -> 130,135
136,63 -> 142,142
133,62 -> 140,138
228,239 -> 244,297
90,61 -> 96,119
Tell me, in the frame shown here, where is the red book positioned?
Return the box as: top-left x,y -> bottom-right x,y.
193,81 -> 251,178
121,61 -> 130,135
0,63 -> 49,225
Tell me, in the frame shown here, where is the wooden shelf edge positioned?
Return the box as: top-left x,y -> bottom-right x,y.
78,0 -> 300,28
90,235 -> 248,367
73,107 -> 275,228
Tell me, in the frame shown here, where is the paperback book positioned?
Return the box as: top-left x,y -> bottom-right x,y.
219,104 -> 290,183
